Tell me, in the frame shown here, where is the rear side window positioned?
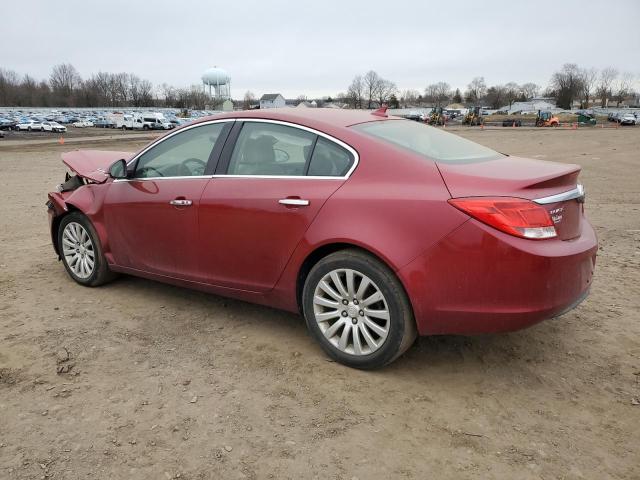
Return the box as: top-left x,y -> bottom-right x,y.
227,122 -> 315,176
353,119 -> 503,163
308,137 -> 354,176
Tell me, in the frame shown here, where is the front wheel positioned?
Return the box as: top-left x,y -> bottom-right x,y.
302,250 -> 416,369
57,212 -> 116,287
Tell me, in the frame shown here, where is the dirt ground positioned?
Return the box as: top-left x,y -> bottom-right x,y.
1,126 -> 639,480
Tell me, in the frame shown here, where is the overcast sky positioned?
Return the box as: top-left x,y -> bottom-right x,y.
2,0 -> 639,98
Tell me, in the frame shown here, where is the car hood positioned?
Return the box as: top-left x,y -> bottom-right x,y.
61,150 -> 133,183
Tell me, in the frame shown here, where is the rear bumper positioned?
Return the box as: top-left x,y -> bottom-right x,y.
398,218 -> 598,335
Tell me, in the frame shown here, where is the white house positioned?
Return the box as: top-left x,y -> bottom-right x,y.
260,93 -> 286,109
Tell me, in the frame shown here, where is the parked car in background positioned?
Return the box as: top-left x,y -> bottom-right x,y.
141,114 -> 172,130
93,118 -> 115,128
502,119 -> 522,127
46,109 -> 597,369
42,121 -> 67,133
619,113 -> 637,125
73,120 -> 94,128
404,111 -> 423,122
15,120 -> 44,131
0,119 -> 18,130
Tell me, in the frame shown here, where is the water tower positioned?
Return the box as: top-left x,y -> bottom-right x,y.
202,66 -> 231,100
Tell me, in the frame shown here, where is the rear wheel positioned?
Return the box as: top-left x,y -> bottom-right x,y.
302,250 -> 416,369
58,212 -> 116,287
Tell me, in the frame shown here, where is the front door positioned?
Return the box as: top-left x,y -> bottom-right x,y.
103,121 -> 231,279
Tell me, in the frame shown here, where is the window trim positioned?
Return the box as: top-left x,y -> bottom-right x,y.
215,119 -> 359,180
119,119 -> 235,181
120,118 -> 359,181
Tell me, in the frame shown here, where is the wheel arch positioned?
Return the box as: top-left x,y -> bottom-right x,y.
295,241 -> 413,318
50,203 -> 81,257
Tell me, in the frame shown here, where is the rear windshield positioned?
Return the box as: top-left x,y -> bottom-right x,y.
352,119 -> 503,163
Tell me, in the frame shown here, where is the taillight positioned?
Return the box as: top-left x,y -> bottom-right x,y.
448,197 -> 557,239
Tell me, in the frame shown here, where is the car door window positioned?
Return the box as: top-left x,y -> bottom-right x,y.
227,122 -> 315,176
134,122 -> 226,178
307,137 -> 354,177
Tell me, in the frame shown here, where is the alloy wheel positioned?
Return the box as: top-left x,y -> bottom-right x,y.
313,268 -> 390,356
61,222 -> 96,279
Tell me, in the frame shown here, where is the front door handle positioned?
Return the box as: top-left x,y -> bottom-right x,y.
278,198 -> 310,207
169,199 -> 193,206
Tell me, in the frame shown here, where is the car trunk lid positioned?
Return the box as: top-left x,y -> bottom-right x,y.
61,150 -> 133,183
437,156 -> 584,240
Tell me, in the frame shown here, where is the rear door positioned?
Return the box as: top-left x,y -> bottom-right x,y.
103,120 -> 232,278
197,120 -> 357,292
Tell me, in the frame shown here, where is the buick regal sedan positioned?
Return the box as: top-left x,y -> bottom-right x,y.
47,108 -> 597,369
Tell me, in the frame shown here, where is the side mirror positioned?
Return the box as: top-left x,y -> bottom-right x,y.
108,159 -> 128,179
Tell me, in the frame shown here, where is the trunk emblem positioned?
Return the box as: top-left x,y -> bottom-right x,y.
550,206 -> 564,224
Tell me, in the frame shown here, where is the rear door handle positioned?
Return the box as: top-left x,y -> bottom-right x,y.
169,199 -> 193,206
278,198 -> 310,206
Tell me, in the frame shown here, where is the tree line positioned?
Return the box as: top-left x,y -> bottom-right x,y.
0,63 -> 213,109
0,62 -> 637,110
337,64 -> 637,110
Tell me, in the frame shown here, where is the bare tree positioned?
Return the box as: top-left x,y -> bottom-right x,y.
128,74 -> 142,106
613,72 -> 634,107
363,70 -> 381,109
138,79 -> 154,106
159,83 -> 175,107
502,82 -> 520,108
0,68 -> 20,105
580,67 -> 598,108
520,82 -> 539,100
424,82 -> 450,107
49,63 -> 82,106
597,67 -> 618,107
465,77 -> 487,104
400,89 -> 419,107
550,63 -> 584,109
376,79 -> 397,106
347,75 -> 364,109
243,90 -> 255,110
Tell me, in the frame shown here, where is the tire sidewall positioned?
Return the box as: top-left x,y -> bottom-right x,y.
302,251 -> 411,369
57,212 -> 105,286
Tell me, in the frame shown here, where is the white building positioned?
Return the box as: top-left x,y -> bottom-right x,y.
260,93 -> 286,109
502,99 -> 557,114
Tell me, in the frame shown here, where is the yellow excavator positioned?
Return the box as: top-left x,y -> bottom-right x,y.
463,106 -> 483,126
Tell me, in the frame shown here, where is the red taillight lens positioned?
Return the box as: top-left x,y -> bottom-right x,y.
448,197 -> 557,239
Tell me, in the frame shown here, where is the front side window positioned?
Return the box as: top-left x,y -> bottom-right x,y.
227,122 -> 315,176
134,122 -> 227,178
353,119 -> 503,163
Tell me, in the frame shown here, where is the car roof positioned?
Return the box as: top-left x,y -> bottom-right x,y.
190,108 -> 398,132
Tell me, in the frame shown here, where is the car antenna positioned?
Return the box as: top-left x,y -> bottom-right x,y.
371,105 -> 388,117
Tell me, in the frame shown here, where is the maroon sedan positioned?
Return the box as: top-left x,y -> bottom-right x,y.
47,108 -> 597,369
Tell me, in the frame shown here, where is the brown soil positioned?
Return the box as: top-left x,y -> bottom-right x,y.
0,127 -> 639,479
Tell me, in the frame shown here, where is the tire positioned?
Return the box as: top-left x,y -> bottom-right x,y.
302,249 -> 417,369
27,127 -> 32,132
57,212 -> 116,287
143,125 -> 149,130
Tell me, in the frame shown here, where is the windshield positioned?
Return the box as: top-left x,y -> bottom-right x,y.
353,119 -> 503,163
